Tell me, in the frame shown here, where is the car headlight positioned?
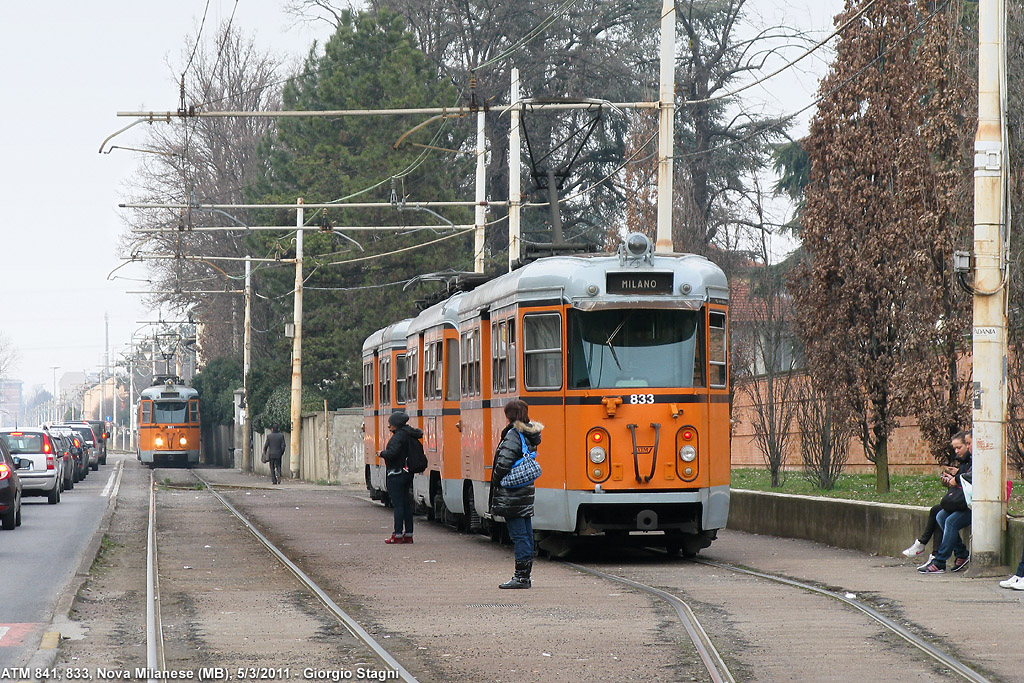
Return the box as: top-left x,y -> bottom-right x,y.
589,446 -> 607,464
155,436 -> 164,447
179,437 -> 188,446
679,445 -> 697,462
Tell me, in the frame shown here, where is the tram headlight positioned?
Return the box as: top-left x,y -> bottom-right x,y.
589,446 -> 607,464
679,445 -> 697,462
155,436 -> 164,447
179,437 -> 188,446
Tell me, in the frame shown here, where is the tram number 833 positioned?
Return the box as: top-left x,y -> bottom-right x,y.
629,393 -> 656,404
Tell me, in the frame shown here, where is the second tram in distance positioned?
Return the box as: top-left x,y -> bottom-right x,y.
137,375 -> 201,468
363,233 -> 730,555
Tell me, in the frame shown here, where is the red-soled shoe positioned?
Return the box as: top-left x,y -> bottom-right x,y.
402,535 -> 413,544
384,534 -> 404,544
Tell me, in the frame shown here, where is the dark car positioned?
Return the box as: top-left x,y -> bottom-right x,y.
0,438 -> 24,530
85,419 -> 108,465
60,422 -> 100,471
46,427 -> 78,490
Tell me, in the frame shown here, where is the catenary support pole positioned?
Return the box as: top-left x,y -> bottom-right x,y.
508,68 -> 522,272
971,0 -> 1008,571
290,200 -> 304,480
474,105 -> 487,273
655,0 -> 676,254
242,256 -> 252,472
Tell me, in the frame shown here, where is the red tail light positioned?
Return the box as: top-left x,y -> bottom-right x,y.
73,438 -> 81,447
43,435 -> 52,454
0,463 -> 10,480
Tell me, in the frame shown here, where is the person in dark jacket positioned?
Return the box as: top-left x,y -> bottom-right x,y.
263,425 -> 287,485
489,399 -> 543,589
902,430 -> 972,562
379,411 -> 424,544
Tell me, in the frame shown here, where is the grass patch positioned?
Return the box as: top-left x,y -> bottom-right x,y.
315,479 -> 340,486
731,468 -> 1024,516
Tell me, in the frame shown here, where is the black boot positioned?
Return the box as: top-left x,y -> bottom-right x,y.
499,560 -> 532,589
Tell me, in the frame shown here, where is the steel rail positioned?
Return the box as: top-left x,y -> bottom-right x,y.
562,561 -> 735,683
695,559 -> 992,683
190,471 -> 418,683
145,470 -> 165,680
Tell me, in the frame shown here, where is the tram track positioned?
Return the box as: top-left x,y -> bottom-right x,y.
565,551 -> 992,683
143,468 -> 417,682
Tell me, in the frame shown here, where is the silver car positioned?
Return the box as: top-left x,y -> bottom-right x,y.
0,429 -> 62,504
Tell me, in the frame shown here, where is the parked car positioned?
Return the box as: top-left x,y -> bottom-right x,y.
0,429 -> 62,504
0,438 -> 24,530
85,419 -> 108,465
60,422 -> 100,471
46,427 -> 78,490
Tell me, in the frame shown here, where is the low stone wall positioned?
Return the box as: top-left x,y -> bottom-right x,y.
729,488 -> 1024,567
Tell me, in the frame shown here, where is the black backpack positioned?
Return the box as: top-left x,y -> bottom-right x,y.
406,437 -> 427,474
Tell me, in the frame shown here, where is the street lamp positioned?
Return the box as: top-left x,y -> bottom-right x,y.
50,366 -> 60,423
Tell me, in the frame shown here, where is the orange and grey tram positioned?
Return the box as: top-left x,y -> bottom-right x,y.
137,376 -> 201,467
364,234 -> 729,554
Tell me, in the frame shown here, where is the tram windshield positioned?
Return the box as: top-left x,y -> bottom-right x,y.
153,401 -> 188,423
568,309 -> 704,389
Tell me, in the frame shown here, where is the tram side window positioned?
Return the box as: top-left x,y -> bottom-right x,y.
460,329 -> 481,397
379,357 -> 391,406
188,400 -> 199,424
423,344 -> 435,400
492,319 -> 509,393
445,339 -> 460,400
141,400 -> 153,425
508,319 -> 517,392
362,361 -> 374,407
524,313 -> 562,390
709,311 -> 727,388
433,341 -> 443,399
395,354 -> 407,405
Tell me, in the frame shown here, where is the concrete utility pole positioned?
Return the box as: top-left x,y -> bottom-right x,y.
971,0 -> 1008,571
474,101 -> 487,273
242,256 -> 252,472
290,199 -> 304,480
508,68 -> 522,272
655,0 -> 676,255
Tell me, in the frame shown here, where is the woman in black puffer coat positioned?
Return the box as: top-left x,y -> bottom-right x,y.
489,399 -> 543,589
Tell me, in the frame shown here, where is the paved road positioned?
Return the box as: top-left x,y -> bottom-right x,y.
0,457 -> 119,669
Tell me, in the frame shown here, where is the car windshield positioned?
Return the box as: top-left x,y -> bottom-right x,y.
0,432 -> 44,453
154,401 -> 188,423
568,308 -> 704,389
69,427 -> 94,444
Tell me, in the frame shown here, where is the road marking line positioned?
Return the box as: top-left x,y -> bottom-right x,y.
0,626 -> 8,641
102,460 -> 124,497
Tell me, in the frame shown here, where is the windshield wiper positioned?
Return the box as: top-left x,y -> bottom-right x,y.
604,317 -> 628,371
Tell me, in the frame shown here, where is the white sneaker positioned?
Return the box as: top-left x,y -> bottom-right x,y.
999,575 -> 1021,588
902,540 -> 926,558
1012,577 -> 1024,591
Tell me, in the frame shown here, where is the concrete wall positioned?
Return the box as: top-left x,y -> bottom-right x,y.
249,408 -> 364,486
729,488 -> 1024,565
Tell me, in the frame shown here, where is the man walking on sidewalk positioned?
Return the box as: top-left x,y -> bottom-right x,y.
263,426 -> 286,485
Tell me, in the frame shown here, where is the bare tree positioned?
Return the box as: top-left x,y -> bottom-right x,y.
121,23 -> 285,360
0,332 -> 17,380
796,379 -> 851,490
732,177 -> 799,487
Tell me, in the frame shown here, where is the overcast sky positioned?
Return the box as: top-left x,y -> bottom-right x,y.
0,0 -> 842,400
